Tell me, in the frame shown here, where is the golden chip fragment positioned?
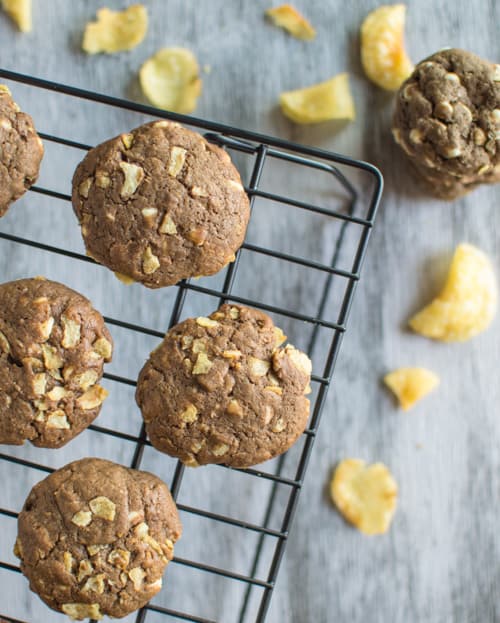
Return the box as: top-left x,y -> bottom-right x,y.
285,345 -> 312,376
89,496 -> 116,521
360,4 -> 414,91
139,47 -> 202,114
63,551 -> 74,573
168,146 -> 187,177
191,339 -> 206,354
159,213 -> 177,235
134,521 -> 149,538
226,399 -> 243,416
38,316 -> 54,341
119,161 -> 144,199
77,559 -> 94,582
280,73 -> 355,124
41,344 -> 63,370
32,372 -> 47,396
181,335 -> 194,349
82,4 -> 148,54
192,352 -> 213,375
108,548 -> 130,569
275,418 -> 287,432
409,244 -> 498,342
248,356 -> 270,377
95,171 -> 111,188
128,566 -> 146,590
46,411 -> 70,430
79,178 -> 93,199
142,246 -> 160,275
76,385 -> 108,410
74,370 -> 99,391
93,336 -> 113,359
274,327 -> 287,346
180,403 -> 198,423
71,510 -> 92,527
13,536 -> 23,558
87,544 -> 105,556
121,133 -> 134,149
82,573 -> 106,594
1,0 -> 31,32
188,228 -> 207,246
46,386 -> 69,401
61,315 -> 81,349
384,367 -> 439,411
0,330 -> 10,353
196,316 -> 219,328
212,443 -> 229,457
265,4 -> 316,40
114,271 -> 135,285
330,459 -> 398,535
62,603 -> 102,621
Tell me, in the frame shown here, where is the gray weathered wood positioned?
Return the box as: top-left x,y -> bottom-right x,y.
0,1 -> 499,622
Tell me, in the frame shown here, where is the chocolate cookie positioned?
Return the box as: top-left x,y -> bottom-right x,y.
14,458 -> 182,620
72,121 -> 250,288
0,85 -> 44,217
0,277 -> 112,448
392,49 -> 500,199
136,304 -> 312,468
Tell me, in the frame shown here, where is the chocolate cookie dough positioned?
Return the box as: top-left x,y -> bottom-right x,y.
15,458 -> 182,620
136,304 -> 312,468
392,49 -> 500,199
0,277 -> 112,448
0,85 -> 44,217
72,121 -> 250,288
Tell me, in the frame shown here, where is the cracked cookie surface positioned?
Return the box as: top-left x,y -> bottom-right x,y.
0,277 -> 112,448
136,304 -> 312,468
71,121 -> 250,288
392,48 -> 500,199
0,85 -> 44,217
15,458 -> 182,620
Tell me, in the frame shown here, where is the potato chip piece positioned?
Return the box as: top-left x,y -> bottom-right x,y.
82,4 -> 148,54
139,47 -> 202,114
360,4 -> 413,91
1,0 -> 31,32
384,367 -> 439,411
409,243 -> 498,342
330,459 -> 398,535
265,4 -> 316,41
280,73 -> 355,124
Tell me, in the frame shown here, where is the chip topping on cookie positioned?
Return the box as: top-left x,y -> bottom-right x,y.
0,277 -> 112,448
0,84 -> 43,216
72,121 -> 250,288
15,458 -> 182,620
392,48 -> 500,199
136,304 -> 312,468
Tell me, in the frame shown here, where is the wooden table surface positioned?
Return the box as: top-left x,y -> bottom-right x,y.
0,1 -> 499,622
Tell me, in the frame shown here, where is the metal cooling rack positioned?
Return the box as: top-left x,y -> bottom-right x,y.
0,68 -> 382,623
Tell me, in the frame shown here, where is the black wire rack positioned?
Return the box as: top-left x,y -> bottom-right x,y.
0,68 -> 382,623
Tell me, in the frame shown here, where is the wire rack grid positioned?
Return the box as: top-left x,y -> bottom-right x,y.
0,69 -> 382,623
